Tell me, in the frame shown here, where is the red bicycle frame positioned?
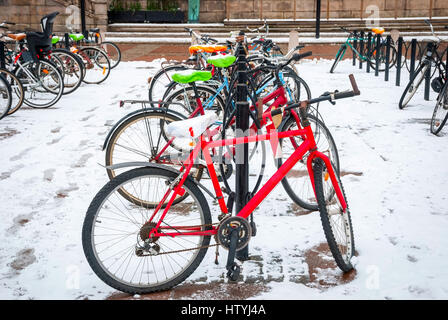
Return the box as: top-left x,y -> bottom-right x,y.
153,83 -> 300,163
146,105 -> 347,239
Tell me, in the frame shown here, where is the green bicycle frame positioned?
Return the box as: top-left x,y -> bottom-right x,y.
336,36 -> 370,62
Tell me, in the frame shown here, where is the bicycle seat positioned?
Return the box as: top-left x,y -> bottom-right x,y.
189,44 -> 227,55
7,33 -> 26,41
51,35 -> 59,44
89,28 -> 100,33
171,70 -> 212,84
372,27 -> 385,35
69,33 -> 85,41
207,54 -> 236,68
166,112 -> 218,140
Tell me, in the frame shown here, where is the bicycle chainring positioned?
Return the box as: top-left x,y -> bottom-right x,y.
216,216 -> 251,251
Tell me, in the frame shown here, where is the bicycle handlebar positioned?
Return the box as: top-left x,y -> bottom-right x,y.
248,51 -> 312,75
279,51 -> 312,68
268,74 -> 360,118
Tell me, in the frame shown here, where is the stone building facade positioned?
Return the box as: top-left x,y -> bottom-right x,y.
0,0 -> 108,32
114,0 -> 448,22
0,0 -> 447,32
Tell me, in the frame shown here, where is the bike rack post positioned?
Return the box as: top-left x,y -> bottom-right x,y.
353,31 -> 358,66
375,33 -> 381,76
396,37 -> 403,86
444,46 -> 448,73
359,31 -> 364,69
424,60 -> 431,101
366,32 -> 372,73
385,35 -> 391,81
409,38 -> 417,80
0,42 -> 5,69
234,31 -> 250,261
64,33 -> 70,49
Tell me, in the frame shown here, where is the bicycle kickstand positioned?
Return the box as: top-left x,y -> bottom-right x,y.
225,225 -> 241,281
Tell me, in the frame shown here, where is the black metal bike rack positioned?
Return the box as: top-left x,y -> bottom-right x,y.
343,29 -> 443,104
352,31 -> 358,67
384,35 -> 391,82
0,41 -> 5,69
396,37 -> 403,86
424,57 -> 431,101
375,33 -> 381,77
359,31 -> 364,70
409,38 -> 417,80
366,32 -> 372,73
233,31 -> 251,265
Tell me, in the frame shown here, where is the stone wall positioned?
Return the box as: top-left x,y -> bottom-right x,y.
105,0 -> 448,22
222,0 -> 448,22
0,0 -> 108,33
1,0 -> 447,27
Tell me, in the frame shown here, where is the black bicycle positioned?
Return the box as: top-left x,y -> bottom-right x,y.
430,75 -> 448,135
398,21 -> 447,110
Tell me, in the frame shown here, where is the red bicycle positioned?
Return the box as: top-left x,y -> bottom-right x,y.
82,74 -> 360,294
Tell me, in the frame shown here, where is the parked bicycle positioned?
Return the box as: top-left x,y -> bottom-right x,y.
330,27 -> 397,73
399,20 -> 447,110
2,12 -> 64,109
53,31 -> 111,85
82,73 -> 360,294
104,51 -> 323,211
86,28 -> 121,69
430,73 -> 448,135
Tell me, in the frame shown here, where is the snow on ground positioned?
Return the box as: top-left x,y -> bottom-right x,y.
0,58 -> 447,300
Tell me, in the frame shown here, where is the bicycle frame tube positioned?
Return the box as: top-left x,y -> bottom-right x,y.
154,84 -> 288,161
345,40 -> 368,61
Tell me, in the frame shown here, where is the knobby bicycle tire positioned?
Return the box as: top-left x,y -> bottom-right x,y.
104,110 -> 204,207
330,44 -> 347,73
276,114 -> 340,211
313,158 -> 355,272
399,61 -> 429,109
430,80 -> 448,135
0,68 -> 24,116
82,166 -> 212,294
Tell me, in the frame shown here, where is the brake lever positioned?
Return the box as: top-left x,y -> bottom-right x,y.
321,91 -> 336,105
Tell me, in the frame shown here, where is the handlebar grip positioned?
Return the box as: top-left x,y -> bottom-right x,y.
290,51 -> 312,63
297,51 -> 312,60
348,74 -> 360,95
271,108 -> 283,117
5,21 -> 16,25
334,91 -> 356,100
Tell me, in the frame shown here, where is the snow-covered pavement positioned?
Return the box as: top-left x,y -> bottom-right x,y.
0,58 -> 447,300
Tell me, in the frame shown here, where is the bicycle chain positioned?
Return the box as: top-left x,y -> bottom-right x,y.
148,222 -> 221,256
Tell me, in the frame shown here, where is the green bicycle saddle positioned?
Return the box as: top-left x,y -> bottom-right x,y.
51,36 -> 59,44
171,70 -> 212,84
207,54 -> 236,68
69,33 -> 85,41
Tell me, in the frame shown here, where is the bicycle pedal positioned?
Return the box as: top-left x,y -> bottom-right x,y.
226,262 -> 241,281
